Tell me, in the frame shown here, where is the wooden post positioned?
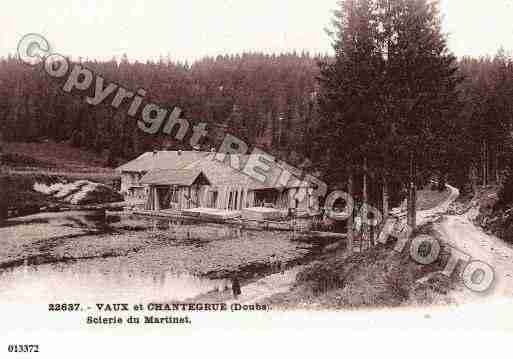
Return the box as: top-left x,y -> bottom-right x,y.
154,187 -> 161,211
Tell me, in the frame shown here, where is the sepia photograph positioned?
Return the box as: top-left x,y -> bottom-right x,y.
1,0 -> 513,357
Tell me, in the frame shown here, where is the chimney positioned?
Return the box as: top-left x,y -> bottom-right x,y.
152,150 -> 158,170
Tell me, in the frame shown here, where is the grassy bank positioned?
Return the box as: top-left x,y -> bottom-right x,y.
261,224 -> 457,310
258,184 -> 457,310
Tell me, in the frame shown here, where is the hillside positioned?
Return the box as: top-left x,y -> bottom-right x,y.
2,141 -> 118,176
0,141 -> 120,218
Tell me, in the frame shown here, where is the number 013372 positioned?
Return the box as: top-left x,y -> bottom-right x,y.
7,345 -> 40,353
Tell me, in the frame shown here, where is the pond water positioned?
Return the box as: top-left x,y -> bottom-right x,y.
0,211 -> 330,303
0,262 -> 228,303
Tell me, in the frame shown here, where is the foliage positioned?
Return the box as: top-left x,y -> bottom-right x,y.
0,2 -> 512,197
317,0 -> 462,192
0,53 -> 322,165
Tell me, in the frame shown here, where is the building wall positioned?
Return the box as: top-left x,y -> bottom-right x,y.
146,185 -> 206,211
120,172 -> 144,194
133,182 -> 315,213
285,188 -> 313,211
153,185 -> 256,211
216,186 -> 250,210
125,186 -> 147,208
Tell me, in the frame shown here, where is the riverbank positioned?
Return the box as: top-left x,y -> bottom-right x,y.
0,211 -> 339,296
260,225 -> 457,310
190,222 -> 457,310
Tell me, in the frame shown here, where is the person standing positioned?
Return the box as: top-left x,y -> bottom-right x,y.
231,277 -> 241,300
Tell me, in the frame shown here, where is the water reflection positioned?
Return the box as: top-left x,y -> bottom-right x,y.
0,262 -> 226,303
108,215 -> 258,242
0,210 -> 315,304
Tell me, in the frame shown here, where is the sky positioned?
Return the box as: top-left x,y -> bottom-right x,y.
0,0 -> 512,63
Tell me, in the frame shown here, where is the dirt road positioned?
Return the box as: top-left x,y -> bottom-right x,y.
436,206 -> 513,302
415,184 -> 461,225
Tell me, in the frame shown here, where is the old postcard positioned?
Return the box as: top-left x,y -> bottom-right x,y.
1,0 -> 513,357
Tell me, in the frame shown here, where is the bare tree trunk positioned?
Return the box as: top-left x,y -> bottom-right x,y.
347,170 -> 354,253
471,164 -> 477,194
496,148 -> 500,184
484,140 -> 489,186
362,157 -> 371,246
382,174 -> 389,224
407,153 -> 416,232
408,184 -> 417,232
481,141 -> 486,187
485,141 -> 490,185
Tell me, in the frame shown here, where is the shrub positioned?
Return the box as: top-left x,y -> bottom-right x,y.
497,172 -> 513,210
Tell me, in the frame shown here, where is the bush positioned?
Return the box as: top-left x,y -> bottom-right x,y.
496,171 -> 513,210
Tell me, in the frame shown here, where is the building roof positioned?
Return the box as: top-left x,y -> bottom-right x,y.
140,169 -> 211,186
119,151 -> 312,190
116,151 -> 208,173
184,153 -> 308,190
